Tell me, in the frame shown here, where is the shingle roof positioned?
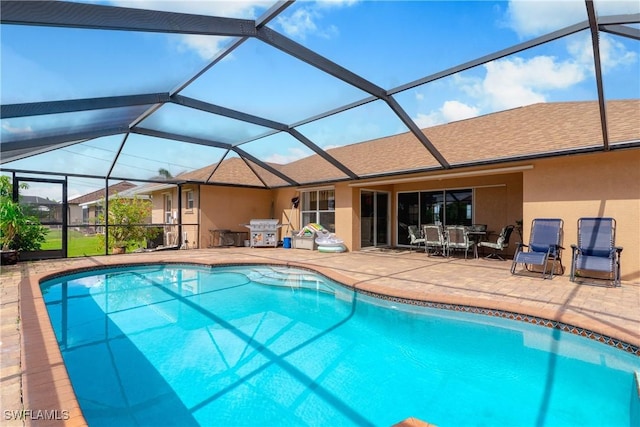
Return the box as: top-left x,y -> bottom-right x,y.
279,99 -> 640,181
68,181 -> 136,204
173,100 -> 639,187
20,195 -> 59,206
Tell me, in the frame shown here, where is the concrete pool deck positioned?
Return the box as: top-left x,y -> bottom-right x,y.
1,247 -> 639,426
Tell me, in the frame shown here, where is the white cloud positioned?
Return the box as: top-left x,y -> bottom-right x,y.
412,54 -> 586,127
413,112 -> 438,129
505,0 -> 640,38
441,101 -> 480,121
594,0 -> 640,16
275,0 -> 359,40
504,0 -> 584,38
483,56 -> 585,109
315,0 -> 360,9
263,147 -> 309,164
410,1 -> 639,129
413,101 -> 479,128
598,35 -> 638,71
2,121 -> 33,135
109,1 -> 268,18
568,33 -> 638,73
175,34 -> 229,60
110,0 -> 270,59
277,8 -> 319,40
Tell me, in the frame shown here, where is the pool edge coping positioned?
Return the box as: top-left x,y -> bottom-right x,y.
20,259 -> 640,426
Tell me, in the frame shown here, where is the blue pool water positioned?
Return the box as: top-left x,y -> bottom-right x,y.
40,264 -> 639,427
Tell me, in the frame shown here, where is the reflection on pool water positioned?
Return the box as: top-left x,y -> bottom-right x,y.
40,264 -> 640,427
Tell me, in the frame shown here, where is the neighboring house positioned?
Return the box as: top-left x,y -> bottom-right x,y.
67,181 -> 137,233
19,195 -> 62,223
140,100 -> 639,281
134,182 -> 201,248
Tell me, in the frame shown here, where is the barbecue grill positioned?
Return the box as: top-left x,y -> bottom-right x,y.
244,219 -> 281,248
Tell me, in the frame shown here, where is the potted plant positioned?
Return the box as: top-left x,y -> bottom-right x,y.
0,176 -> 48,265
97,194 -> 159,254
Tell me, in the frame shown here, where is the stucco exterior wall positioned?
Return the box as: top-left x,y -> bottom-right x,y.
150,188 -> 172,225
524,150 -> 640,281
281,171 -> 524,253
187,149 -> 639,281
338,171 -> 523,253
274,190 -> 301,239
335,182 -> 355,250
180,185 -> 199,248
199,186 -> 273,248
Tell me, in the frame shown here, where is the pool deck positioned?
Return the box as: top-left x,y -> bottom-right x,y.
1,247 -> 639,426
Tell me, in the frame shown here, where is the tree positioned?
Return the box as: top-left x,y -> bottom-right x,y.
158,168 -> 173,179
0,176 -> 48,252
97,195 -> 159,252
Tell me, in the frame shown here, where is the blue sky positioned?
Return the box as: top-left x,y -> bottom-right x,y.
1,0 -> 639,199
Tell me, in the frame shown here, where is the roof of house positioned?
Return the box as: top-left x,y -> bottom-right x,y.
68,181 -> 136,205
20,195 -> 59,206
169,100 -> 639,188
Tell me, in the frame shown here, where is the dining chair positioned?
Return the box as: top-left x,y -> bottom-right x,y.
422,224 -> 447,256
446,225 -> 475,259
407,225 -> 425,252
478,225 -> 515,260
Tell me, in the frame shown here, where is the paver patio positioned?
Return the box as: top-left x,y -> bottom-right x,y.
1,247 -> 639,426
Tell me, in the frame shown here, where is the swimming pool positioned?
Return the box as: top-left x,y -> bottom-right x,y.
40,264 -> 640,426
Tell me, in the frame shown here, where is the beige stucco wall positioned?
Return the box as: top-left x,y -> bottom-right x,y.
149,186 -> 197,247
199,185 -> 273,248
274,190 -> 302,238
524,150 -> 640,281
339,171 -> 523,253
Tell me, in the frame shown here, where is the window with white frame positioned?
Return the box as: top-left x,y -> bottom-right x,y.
185,190 -> 194,210
164,193 -> 172,223
300,189 -> 335,232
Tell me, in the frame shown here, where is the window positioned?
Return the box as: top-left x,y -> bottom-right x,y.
419,189 -> 472,227
397,189 -> 473,245
185,190 -> 194,210
300,189 -> 335,232
444,189 -> 473,226
164,194 -> 173,223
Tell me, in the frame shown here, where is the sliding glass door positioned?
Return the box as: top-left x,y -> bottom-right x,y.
397,189 -> 473,246
361,190 -> 390,248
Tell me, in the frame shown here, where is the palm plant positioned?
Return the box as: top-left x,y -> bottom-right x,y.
0,176 -> 48,256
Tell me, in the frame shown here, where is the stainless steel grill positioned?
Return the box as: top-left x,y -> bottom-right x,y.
244,219 -> 281,248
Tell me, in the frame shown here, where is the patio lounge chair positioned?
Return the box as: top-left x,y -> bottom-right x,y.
408,225 -> 425,252
446,225 -> 475,259
570,217 -> 623,287
511,218 -> 564,279
478,225 -> 514,260
422,224 -> 447,256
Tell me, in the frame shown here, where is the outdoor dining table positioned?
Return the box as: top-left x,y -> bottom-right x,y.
467,230 -> 490,258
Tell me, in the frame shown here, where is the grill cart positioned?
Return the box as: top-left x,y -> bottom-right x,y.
244,219 -> 281,248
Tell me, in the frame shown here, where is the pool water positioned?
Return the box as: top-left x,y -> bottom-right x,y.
41,264 -> 640,427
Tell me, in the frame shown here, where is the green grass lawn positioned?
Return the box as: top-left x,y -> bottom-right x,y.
41,229 -> 105,257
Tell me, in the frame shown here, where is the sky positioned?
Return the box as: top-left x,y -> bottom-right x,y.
1,0 -> 639,200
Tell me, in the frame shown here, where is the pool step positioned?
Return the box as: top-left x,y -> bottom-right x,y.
245,268 -> 335,293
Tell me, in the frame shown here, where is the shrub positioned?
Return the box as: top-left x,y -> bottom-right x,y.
97,195 -> 159,251
0,176 -> 48,251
